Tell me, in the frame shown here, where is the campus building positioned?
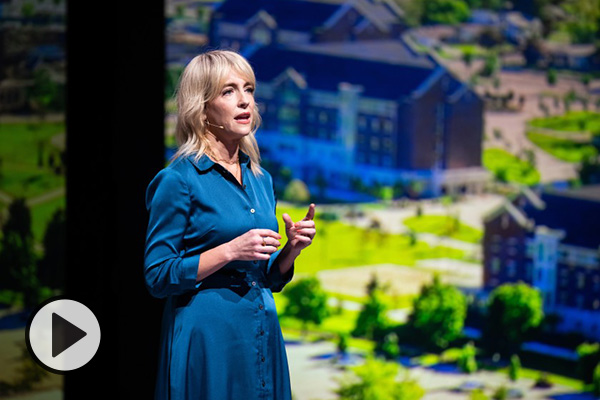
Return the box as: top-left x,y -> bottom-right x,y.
483,185 -> 600,340
207,0 -> 489,200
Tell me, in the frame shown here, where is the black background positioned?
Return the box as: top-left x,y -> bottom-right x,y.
65,1 -> 165,397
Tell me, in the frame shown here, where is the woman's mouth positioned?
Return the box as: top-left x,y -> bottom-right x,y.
234,113 -> 251,124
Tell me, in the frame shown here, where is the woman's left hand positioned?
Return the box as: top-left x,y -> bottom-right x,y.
282,203 -> 316,253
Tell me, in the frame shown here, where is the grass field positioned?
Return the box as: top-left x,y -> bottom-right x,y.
526,131 -> 597,163
403,214 -> 482,244
0,122 -> 65,199
275,205 -> 466,275
482,148 -> 541,186
528,111 -> 600,133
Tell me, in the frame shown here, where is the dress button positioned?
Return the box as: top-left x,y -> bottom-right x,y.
250,208 -> 255,213
253,260 -> 258,265
260,330 -> 264,336
259,304 -> 264,310
261,356 -> 265,362
262,381 -> 266,387
252,281 -> 256,286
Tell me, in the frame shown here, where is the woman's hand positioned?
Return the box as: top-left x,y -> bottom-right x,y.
282,203 -> 316,253
226,229 -> 281,261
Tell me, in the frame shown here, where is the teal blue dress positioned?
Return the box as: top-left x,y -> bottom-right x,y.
144,152 -> 294,400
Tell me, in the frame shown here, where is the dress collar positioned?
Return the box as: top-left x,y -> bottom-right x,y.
187,150 -> 251,172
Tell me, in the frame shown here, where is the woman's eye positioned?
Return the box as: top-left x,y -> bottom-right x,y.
223,89 -> 233,96
245,87 -> 255,94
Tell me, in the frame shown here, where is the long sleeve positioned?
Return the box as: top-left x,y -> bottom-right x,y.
144,168 -> 201,298
265,249 -> 294,293
264,177 -> 294,293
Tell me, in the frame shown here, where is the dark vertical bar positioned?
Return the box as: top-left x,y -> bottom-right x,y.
65,0 -> 165,397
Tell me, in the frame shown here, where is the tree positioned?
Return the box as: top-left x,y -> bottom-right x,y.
546,68 -> 557,86
480,51 -> 499,77
0,233 -> 39,308
375,332 -> 400,360
508,354 -> 521,381
561,0 -> 600,44
483,282 -> 544,356
2,198 -> 32,240
38,208 -> 66,290
422,0 -> 470,25
408,275 -> 467,349
282,276 -> 329,333
0,198 -> 40,308
458,341 -> 478,374
576,342 -> 600,384
337,332 -> 349,355
462,50 -> 474,68
336,357 -> 425,400
282,179 -> 310,204
593,362 -> 600,397
29,68 -> 61,118
352,287 -> 389,340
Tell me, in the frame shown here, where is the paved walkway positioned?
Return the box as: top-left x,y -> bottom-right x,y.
443,59 -> 596,184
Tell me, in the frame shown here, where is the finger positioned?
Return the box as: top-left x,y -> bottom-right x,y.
263,237 -> 281,248
302,203 -> 316,221
257,245 -> 279,254
253,229 -> 282,239
295,228 -> 316,237
253,252 -> 271,260
282,213 -> 294,229
294,220 -> 315,229
293,236 -> 312,244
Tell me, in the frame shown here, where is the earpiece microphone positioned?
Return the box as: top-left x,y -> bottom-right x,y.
206,120 -> 224,129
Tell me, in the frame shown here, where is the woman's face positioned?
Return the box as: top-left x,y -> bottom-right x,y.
205,70 -> 255,141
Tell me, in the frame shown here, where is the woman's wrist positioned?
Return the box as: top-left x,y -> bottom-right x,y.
283,241 -> 302,258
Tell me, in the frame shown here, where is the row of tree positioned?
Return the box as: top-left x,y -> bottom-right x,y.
0,198 -> 65,308
281,274 -> 600,395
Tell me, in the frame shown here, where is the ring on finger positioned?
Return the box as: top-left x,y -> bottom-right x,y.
262,237 -> 266,247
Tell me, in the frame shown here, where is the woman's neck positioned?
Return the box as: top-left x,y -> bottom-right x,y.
206,134 -> 240,164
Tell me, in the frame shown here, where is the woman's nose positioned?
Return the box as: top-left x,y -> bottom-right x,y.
238,93 -> 250,108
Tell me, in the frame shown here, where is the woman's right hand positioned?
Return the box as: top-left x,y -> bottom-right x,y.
226,229 -> 282,261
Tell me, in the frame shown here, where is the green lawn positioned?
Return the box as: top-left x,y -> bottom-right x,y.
526,132 -> 597,163
275,205 -> 466,274
0,122 -> 65,199
482,148 -> 541,186
529,111 -> 600,133
403,214 -> 482,244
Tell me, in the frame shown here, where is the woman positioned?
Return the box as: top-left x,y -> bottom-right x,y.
144,50 -> 316,399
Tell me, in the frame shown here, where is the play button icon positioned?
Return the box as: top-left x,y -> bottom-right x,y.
26,297 -> 101,373
52,312 -> 87,357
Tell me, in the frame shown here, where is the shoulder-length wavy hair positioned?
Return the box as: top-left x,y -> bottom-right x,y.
172,50 -> 263,176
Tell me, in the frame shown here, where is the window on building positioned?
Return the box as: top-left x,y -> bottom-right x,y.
383,138 -> 393,153
370,118 -> 380,132
319,111 -> 328,124
491,258 -> 501,274
383,120 -> 393,134
507,259 -> 517,278
370,137 -> 379,151
577,272 -> 585,289
358,116 -> 367,129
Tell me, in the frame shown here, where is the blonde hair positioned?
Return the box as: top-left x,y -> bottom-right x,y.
172,50 -> 263,176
